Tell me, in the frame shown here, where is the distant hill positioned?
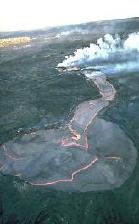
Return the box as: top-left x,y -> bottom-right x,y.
0,17 -> 139,39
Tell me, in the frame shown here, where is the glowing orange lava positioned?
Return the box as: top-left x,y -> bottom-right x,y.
30,157 -> 98,186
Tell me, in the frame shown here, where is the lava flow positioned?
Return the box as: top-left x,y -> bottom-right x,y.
29,69 -> 119,187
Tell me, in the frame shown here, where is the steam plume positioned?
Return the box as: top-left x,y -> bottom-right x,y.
57,32 -> 139,74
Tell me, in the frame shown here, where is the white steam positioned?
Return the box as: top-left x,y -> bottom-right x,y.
55,28 -> 89,38
124,32 -> 139,51
57,32 -> 139,74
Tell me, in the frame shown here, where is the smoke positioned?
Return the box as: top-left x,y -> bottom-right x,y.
57,32 -> 139,75
55,28 -> 89,38
124,32 -> 139,51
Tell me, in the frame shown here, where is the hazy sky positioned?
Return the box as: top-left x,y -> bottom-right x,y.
0,0 -> 138,31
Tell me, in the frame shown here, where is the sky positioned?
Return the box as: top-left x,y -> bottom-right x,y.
0,0 -> 138,32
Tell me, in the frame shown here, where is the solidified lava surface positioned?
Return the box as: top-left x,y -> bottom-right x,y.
0,71 -> 137,192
